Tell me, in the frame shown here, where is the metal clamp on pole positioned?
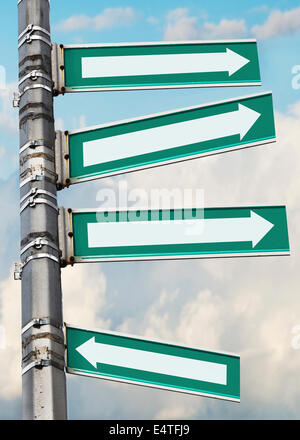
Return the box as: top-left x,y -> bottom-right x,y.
15,253 -> 61,281
18,70 -> 53,87
20,140 -> 51,155
22,359 -> 64,376
20,237 -> 59,256
18,23 -> 51,48
20,174 -> 47,188
20,187 -> 56,205
20,198 -> 58,214
22,318 -> 62,335
20,188 -> 58,214
15,84 -> 53,108
19,83 -> 53,99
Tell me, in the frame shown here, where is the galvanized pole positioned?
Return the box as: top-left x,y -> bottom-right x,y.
17,0 -> 67,419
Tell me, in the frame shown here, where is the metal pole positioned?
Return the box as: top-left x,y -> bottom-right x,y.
18,0 -> 67,419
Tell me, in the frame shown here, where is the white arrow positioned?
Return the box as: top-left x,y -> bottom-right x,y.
82,48 -> 250,78
87,211 -> 274,249
83,104 -> 261,167
76,337 -> 228,385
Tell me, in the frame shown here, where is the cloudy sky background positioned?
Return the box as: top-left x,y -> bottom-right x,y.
0,0 -> 300,419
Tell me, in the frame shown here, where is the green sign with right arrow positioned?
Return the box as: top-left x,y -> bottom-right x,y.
59,205 -> 290,264
53,39 -> 261,94
56,92 -> 275,187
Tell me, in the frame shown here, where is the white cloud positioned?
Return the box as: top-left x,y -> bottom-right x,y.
200,19 -> 247,39
252,7 -> 300,40
62,264 -> 109,329
56,7 -> 137,32
164,8 -> 247,40
164,8 -> 198,41
164,6 -> 300,42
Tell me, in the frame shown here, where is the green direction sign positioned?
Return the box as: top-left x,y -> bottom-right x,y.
65,325 -> 240,401
57,92 -> 275,187
61,205 -> 289,264
55,40 -> 261,93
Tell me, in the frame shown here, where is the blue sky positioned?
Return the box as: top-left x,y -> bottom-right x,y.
0,0 -> 300,420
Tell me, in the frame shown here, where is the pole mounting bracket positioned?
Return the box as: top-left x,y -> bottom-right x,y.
51,43 -> 65,95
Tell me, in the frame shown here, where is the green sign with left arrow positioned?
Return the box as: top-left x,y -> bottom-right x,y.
65,324 -> 240,401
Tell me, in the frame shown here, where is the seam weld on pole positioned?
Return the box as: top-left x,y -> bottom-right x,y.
18,0 -> 67,420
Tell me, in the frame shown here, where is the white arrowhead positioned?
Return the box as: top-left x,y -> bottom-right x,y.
76,337 -> 98,368
250,211 -> 274,247
226,48 -> 250,76
237,104 -> 261,139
